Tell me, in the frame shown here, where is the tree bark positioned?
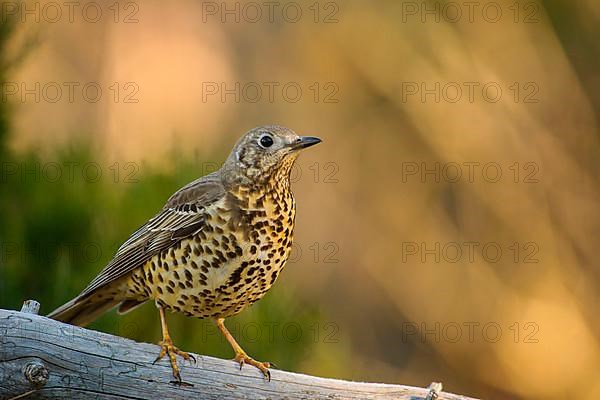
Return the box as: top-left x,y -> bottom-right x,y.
0,303 -> 479,400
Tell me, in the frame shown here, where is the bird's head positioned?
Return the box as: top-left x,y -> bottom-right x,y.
222,125 -> 321,188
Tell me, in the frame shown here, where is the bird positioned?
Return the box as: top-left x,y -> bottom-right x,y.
48,125 -> 321,383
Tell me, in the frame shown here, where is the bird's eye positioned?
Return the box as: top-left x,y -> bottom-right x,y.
259,135 -> 274,148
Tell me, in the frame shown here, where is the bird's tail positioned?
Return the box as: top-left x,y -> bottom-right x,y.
47,295 -> 121,327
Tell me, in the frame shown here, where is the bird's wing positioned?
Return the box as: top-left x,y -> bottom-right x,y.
78,172 -> 226,299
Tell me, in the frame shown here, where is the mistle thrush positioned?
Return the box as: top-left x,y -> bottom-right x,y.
48,125 -> 321,382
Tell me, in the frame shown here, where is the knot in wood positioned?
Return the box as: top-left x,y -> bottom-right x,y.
24,360 -> 49,387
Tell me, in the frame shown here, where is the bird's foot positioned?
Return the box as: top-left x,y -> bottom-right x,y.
153,337 -> 196,384
234,351 -> 271,381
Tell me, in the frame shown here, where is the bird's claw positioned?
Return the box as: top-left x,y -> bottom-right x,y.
153,337 -> 195,384
234,352 -> 272,381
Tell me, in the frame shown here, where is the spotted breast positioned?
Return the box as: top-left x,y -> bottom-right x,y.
125,174 -> 295,319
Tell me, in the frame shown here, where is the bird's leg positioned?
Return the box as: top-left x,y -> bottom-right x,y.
153,306 -> 196,383
214,318 -> 271,380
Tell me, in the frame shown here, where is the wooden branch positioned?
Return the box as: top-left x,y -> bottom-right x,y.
0,301 -> 479,400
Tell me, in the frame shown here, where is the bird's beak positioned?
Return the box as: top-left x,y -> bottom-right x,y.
292,136 -> 322,150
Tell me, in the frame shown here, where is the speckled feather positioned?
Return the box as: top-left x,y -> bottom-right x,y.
125,164 -> 296,319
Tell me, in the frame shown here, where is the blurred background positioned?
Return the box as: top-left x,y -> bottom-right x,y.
1,1 -> 599,399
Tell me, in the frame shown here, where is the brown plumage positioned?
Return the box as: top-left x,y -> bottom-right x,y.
48,125 -> 321,382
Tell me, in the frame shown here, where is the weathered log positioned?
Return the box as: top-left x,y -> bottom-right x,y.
0,302 -> 479,400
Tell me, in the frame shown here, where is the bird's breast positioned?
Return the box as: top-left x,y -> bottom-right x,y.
129,186 -> 296,319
